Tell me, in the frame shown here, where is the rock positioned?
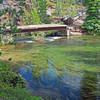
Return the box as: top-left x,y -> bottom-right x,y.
61,17 -> 74,26
73,15 -> 80,21
70,32 -> 83,36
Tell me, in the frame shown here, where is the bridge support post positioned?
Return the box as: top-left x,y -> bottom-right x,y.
67,29 -> 70,36
66,26 -> 70,37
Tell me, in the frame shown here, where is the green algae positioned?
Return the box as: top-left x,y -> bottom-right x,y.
0,36 -> 100,77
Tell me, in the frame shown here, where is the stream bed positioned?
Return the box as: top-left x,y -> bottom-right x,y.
0,36 -> 100,100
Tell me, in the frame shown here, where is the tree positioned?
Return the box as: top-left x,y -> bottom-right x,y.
23,7 -> 41,25
36,0 -> 50,23
55,0 -> 62,17
82,0 -> 89,6
0,0 -> 26,44
55,0 -> 77,18
82,0 -> 100,35
0,0 -> 26,33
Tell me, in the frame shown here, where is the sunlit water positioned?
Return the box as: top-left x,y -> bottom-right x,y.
0,36 -> 100,100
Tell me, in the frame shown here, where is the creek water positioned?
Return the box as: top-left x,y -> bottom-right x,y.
0,36 -> 100,100
19,60 -> 81,100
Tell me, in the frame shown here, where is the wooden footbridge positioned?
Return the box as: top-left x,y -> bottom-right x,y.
16,24 -> 68,32
6,24 -> 69,33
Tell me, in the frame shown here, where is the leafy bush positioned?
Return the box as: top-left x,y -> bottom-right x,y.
82,17 -> 100,34
0,62 -> 25,87
0,86 -> 43,100
0,61 -> 43,100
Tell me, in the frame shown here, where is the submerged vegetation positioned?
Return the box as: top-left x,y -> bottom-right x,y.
0,36 -> 100,75
0,36 -> 100,99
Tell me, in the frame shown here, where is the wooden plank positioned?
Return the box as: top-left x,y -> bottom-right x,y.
6,24 -> 68,33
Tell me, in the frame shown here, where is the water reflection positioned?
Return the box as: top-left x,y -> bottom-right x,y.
19,60 -> 81,100
19,60 -> 100,100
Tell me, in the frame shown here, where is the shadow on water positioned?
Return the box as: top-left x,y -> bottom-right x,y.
18,59 -> 100,100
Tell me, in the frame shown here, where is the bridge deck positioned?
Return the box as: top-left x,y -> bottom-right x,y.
7,24 -> 68,33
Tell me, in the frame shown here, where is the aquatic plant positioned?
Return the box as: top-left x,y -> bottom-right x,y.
1,36 -> 100,77
80,71 -> 98,100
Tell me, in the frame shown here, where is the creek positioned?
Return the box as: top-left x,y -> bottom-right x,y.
0,36 -> 100,100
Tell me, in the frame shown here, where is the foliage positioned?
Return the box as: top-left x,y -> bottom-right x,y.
0,61 -> 25,87
0,0 -> 26,44
23,7 -> 44,39
23,8 -> 41,25
36,0 -> 51,23
54,0 -> 77,18
46,2 -> 56,6
30,8 -> 41,25
0,61 -> 12,72
0,0 -> 3,3
0,38 -> 5,45
55,0 -> 61,16
82,0 -> 89,6
23,1 -> 45,40
82,0 -> 100,34
0,61 -> 43,100
0,51 -> 2,56
23,8 -> 29,25
0,85 -> 43,100
23,0 -> 50,24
